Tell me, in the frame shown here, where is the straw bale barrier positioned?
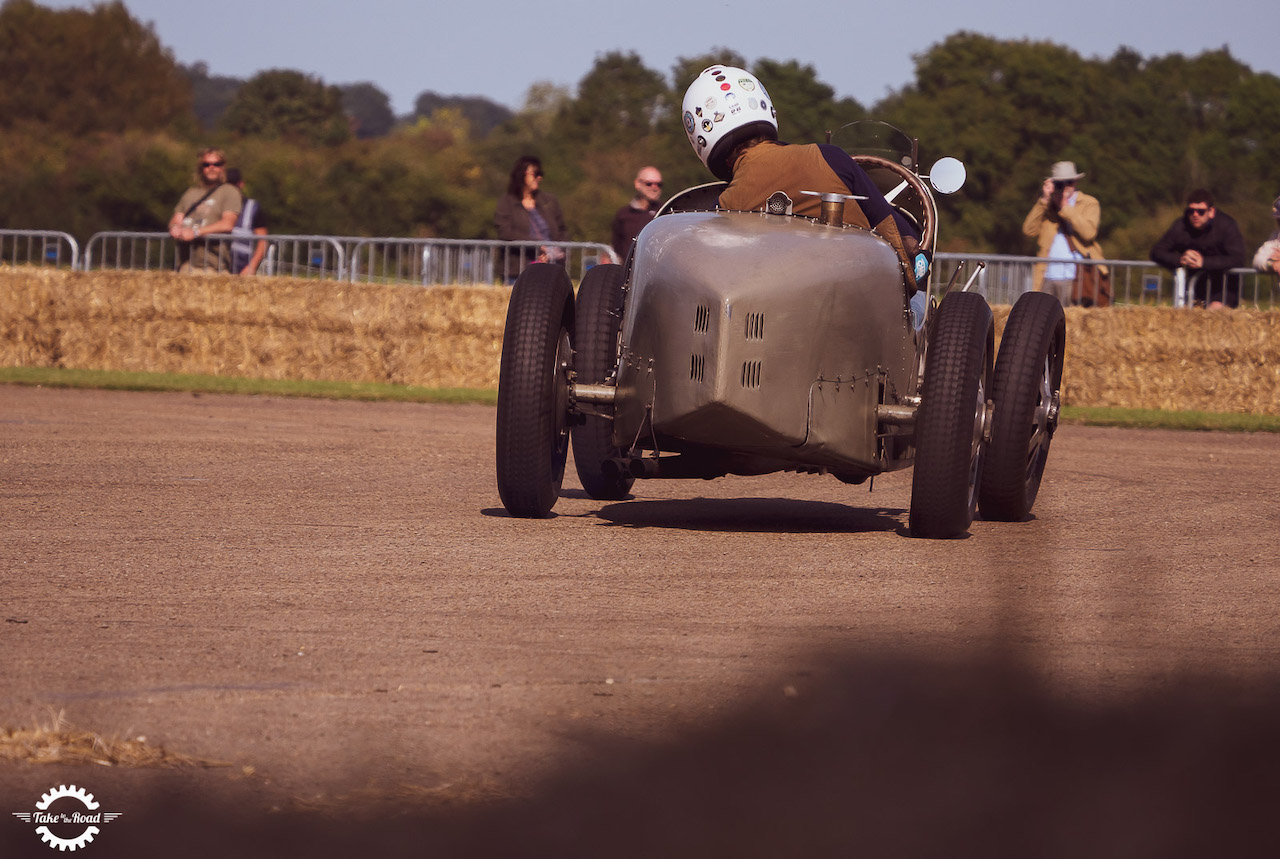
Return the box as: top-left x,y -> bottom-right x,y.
3,268 -> 1280,414
1,268 -> 509,390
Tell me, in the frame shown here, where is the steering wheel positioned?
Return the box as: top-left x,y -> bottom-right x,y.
850,155 -> 936,252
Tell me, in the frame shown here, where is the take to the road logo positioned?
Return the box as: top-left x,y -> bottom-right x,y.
12,784 -> 123,851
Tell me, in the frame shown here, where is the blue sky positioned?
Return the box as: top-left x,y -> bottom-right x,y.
42,0 -> 1278,114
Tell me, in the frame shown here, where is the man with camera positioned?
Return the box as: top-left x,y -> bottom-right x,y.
1022,161 -> 1106,306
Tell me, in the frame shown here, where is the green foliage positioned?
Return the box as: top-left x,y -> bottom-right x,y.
750,58 -> 864,143
4,16 -> 1279,259
413,91 -> 514,139
0,0 -> 194,135
182,62 -> 243,131
341,82 -> 396,139
222,69 -> 351,145
875,34 -> 1280,258
553,51 -> 670,152
0,128 -> 190,237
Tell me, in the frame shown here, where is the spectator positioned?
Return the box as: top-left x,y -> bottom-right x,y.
226,167 -> 269,276
611,166 -> 663,259
168,147 -> 241,273
1021,161 -> 1107,307
1151,189 -> 1246,308
494,155 -> 567,284
682,65 -> 921,278
1252,194 -> 1280,276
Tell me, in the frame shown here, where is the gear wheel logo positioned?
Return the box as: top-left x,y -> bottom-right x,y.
12,784 -> 123,851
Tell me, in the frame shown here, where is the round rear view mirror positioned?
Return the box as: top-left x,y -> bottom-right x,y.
929,157 -> 966,195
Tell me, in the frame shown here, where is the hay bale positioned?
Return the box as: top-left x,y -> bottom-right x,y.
1054,307 -> 1280,413
4,268 -> 1279,414
0,268 -> 511,389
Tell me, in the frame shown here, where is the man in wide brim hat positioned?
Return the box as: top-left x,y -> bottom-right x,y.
1048,161 -> 1085,183
1022,160 -> 1107,305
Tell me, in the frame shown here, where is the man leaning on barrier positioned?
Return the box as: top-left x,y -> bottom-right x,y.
168,147 -> 242,273
1150,189 -> 1245,309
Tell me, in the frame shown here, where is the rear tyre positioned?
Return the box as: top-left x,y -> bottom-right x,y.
572,264 -> 635,500
495,266 -> 575,517
979,291 -> 1066,521
909,291 -> 994,538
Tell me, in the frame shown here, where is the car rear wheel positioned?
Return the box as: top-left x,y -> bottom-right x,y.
979,291 -> 1066,521
572,263 -> 635,500
909,290 -> 994,538
495,265 -> 575,517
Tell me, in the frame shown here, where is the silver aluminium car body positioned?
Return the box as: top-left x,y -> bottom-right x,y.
495,122 -> 1065,538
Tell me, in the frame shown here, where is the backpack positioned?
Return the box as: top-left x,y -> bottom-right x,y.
230,197 -> 259,273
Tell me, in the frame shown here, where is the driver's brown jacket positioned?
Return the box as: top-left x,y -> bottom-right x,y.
1022,191 -> 1106,291
718,141 -> 920,267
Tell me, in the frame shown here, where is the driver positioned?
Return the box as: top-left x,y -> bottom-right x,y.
682,65 -> 921,274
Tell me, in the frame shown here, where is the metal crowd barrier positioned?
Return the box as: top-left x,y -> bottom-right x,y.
83,232 -> 347,279
77,232 -> 617,286
0,229 -> 79,269
15,230 -> 1276,305
348,238 -> 618,286
932,253 -> 1278,308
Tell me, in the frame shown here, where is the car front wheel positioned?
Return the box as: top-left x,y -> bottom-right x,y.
979,291 -> 1066,521
495,265 -> 575,517
909,290 -> 994,538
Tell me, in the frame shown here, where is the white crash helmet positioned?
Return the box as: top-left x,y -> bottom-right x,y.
681,65 -> 778,181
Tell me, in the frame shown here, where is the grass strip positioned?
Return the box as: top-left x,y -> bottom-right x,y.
4,366 -> 1277,432
0,366 -> 496,406
1060,405 -> 1280,433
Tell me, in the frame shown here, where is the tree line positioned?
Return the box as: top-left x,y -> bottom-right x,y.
2,0 -> 1278,260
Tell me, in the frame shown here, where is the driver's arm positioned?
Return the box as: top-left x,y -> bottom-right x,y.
819,145 -> 919,241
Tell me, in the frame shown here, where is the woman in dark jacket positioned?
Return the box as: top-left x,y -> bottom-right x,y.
494,155 -> 567,282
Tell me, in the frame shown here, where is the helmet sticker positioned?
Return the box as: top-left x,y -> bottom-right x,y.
705,97 -> 717,111
683,111 -> 695,134
738,78 -> 756,92
748,98 -> 758,110
701,118 -> 714,132
696,135 -> 707,150
713,111 -> 724,123
720,83 -> 731,91
728,102 -> 742,115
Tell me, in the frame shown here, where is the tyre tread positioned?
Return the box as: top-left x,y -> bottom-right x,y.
496,266 -> 574,517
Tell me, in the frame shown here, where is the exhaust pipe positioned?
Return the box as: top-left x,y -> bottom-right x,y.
629,458 -> 661,479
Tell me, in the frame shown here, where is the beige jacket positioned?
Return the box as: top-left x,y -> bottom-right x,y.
1022,190 -> 1106,291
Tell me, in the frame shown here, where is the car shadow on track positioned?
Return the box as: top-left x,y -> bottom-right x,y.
594,497 -> 904,534
23,646 -> 1279,857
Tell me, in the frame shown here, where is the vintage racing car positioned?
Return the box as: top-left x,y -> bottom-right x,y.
494,122 -> 1066,538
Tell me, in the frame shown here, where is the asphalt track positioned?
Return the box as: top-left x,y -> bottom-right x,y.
3,385 -> 1279,853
